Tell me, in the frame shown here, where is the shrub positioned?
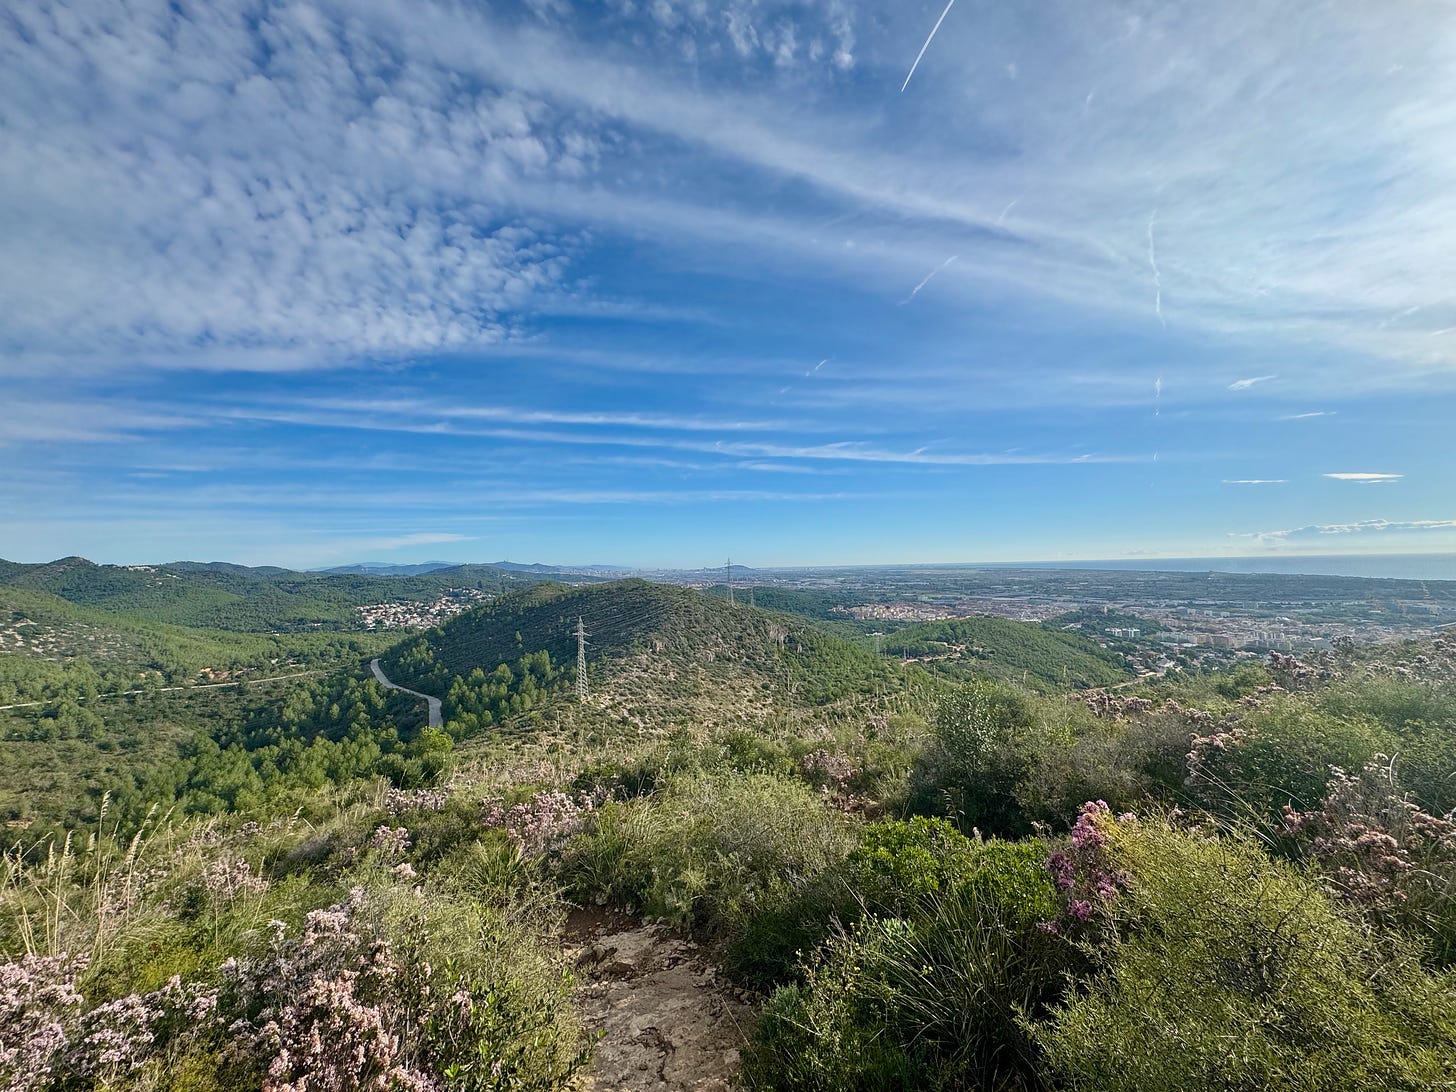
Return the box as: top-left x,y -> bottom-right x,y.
218,885 -> 587,1092
907,679 -> 1044,836
1316,676 -> 1456,814
1185,696 -> 1393,821
1282,757 -> 1456,965
1033,816 -> 1456,1091
560,771 -> 856,937
728,816 -> 977,988
742,838 -> 1077,1091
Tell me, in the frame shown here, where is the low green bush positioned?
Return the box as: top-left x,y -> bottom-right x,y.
1034,816 -> 1456,1091
728,816 -> 978,988
1186,697 -> 1394,820
559,771 -> 857,938
742,838 -> 1075,1091
907,679 -> 1046,836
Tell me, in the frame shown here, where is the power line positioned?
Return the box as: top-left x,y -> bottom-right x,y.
726,558 -> 734,606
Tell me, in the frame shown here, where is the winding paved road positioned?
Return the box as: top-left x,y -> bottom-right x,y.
369,658 -> 443,729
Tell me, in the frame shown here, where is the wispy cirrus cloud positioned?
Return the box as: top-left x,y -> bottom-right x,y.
1233,518 -> 1456,546
205,399 -> 1151,468
0,396 -> 198,444
4,0 -> 1454,567
1324,472 -> 1403,483
9,0 -> 1456,390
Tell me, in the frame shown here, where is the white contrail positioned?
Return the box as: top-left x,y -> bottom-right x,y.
901,0 -> 958,93
1147,210 -> 1165,328
1228,375 -> 1276,391
1154,375 -> 1162,417
805,358 -> 830,377
899,255 -> 958,304
996,198 -> 1018,225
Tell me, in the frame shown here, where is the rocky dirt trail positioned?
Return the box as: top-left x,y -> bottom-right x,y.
566,909 -> 755,1091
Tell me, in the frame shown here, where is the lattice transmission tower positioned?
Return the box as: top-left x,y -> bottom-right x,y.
574,617 -> 589,701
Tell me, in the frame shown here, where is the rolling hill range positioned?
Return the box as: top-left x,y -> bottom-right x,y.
374,579 -> 1133,748
0,556 -> 551,632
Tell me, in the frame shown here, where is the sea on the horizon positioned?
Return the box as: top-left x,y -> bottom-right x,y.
996,553 -> 1456,582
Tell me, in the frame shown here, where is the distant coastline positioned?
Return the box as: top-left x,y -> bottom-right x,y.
977,553 -> 1456,582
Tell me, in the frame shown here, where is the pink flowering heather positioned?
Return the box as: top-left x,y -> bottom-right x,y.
260,968 -> 429,1092
1184,724 -> 1251,788
202,856 -> 270,905
0,953 -> 85,1092
384,788 -> 451,815
221,889 -> 435,1092
0,954 -> 220,1092
217,886 -> 587,1091
1282,758 -> 1456,926
480,790 -> 606,856
1041,801 -> 1132,933
67,975 -> 219,1085
370,826 -> 412,861
1266,650 -> 1337,692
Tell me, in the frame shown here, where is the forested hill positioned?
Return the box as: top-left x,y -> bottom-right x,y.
0,556 -> 543,631
879,614 -> 1130,690
380,579 -> 905,713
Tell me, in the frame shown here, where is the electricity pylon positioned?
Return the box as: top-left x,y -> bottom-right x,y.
574,617 -> 589,701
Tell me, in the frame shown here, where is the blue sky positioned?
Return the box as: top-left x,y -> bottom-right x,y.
2,0 -> 1454,568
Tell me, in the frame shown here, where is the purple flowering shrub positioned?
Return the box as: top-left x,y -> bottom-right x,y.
219,890 -> 433,1091
2,802 -> 587,1092
0,953 -> 85,1091
382,788 -> 452,816
1039,801 -> 1132,934
479,789 -> 606,857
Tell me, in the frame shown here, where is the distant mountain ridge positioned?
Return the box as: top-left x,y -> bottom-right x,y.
0,556 -> 552,632
318,561 -> 466,576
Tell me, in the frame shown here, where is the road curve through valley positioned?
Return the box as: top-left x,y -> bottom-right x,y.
369,658 -> 443,729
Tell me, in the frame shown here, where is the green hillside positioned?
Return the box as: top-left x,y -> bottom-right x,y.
0,556 -> 542,631
0,583 -> 395,705
380,579 -> 911,735
880,614 -> 1129,690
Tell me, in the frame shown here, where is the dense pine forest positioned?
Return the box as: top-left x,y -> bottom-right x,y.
3,567 -> 1456,1090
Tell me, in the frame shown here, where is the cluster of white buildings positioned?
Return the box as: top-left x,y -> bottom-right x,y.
355,589 -> 492,630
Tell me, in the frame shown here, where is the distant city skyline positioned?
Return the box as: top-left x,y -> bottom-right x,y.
3,1 -> 1454,567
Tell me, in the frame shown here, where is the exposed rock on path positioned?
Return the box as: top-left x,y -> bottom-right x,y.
567,909 -> 754,1091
